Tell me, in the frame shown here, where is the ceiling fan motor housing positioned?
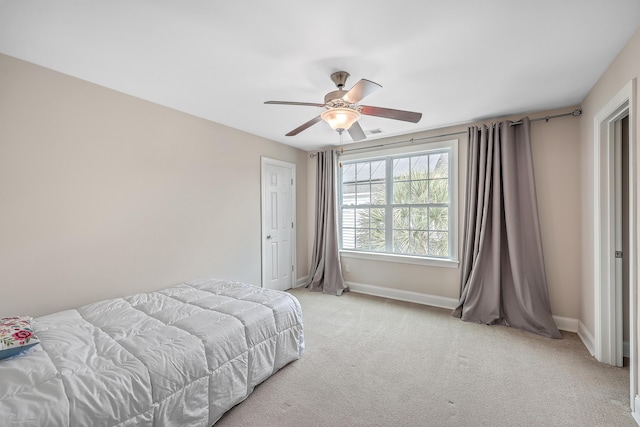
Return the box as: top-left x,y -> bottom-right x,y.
330,71 -> 350,89
326,71 -> 351,103
324,90 -> 348,104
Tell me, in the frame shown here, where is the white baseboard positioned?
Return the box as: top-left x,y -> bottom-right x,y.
633,395 -> 640,426
295,276 -> 308,288
552,315 -> 579,333
347,281 -> 458,310
575,323 -> 629,358
578,322 -> 596,356
347,281 -> 580,333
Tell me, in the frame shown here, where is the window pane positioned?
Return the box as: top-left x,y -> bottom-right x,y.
342,183 -> 356,205
356,183 -> 371,205
429,231 -> 448,256
356,162 -> 370,181
356,208 -> 370,228
429,179 -> 448,203
342,228 -> 355,249
370,208 -> 386,251
429,153 -> 448,179
410,230 -> 429,255
342,208 -> 355,228
371,183 -> 386,205
356,229 -> 370,250
393,181 -> 410,204
370,208 -> 385,230
342,163 -> 356,183
411,180 -> 429,204
393,158 -> 410,181
411,207 -> 429,230
411,155 -> 428,177
370,233 -> 386,251
429,207 -> 448,231
393,207 -> 410,229
393,229 -> 410,254
371,160 -> 386,180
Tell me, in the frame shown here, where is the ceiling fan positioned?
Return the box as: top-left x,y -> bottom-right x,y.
264,71 -> 422,142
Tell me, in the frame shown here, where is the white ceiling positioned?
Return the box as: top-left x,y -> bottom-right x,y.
1,1 -> 639,151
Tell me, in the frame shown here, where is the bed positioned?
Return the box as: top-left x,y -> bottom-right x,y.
0,278 -> 305,426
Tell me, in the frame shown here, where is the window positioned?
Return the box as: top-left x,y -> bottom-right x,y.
339,140 -> 458,266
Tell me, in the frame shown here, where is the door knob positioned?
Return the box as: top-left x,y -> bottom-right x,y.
266,235 -> 273,239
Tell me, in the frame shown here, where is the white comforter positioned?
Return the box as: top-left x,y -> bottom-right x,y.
0,278 -> 304,426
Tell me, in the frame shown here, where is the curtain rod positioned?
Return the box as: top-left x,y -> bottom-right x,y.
308,130 -> 465,157
510,108 -> 582,126
308,108 -> 582,157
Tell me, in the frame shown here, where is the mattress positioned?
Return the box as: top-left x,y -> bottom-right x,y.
0,278 -> 305,426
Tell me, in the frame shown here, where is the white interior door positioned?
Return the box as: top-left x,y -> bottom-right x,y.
261,158 -> 295,291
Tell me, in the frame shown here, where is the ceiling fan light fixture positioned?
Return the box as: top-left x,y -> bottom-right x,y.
321,107 -> 361,131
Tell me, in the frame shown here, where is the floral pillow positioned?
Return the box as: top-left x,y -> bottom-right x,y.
0,316 -> 40,360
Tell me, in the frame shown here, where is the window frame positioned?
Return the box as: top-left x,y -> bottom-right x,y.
338,139 -> 459,269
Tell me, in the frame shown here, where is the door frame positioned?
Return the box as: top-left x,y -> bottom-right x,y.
593,79 -> 637,409
260,157 -> 296,289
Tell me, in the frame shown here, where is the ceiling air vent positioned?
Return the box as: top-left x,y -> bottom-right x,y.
366,128 -> 383,135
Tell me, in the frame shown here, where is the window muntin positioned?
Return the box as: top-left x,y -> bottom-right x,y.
339,146 -> 453,260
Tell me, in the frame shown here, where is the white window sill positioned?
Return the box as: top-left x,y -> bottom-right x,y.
339,250 -> 460,269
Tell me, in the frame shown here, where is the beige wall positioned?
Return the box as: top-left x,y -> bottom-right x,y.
531,109 -> 582,319
0,53 -> 308,317
310,105 -> 582,319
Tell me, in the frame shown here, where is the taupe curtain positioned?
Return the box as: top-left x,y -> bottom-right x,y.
306,150 -> 348,296
452,118 -> 561,339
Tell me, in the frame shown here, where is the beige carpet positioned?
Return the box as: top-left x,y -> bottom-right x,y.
216,288 -> 635,426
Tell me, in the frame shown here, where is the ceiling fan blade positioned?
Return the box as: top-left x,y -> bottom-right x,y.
285,116 -> 323,136
360,105 -> 422,123
342,79 -> 382,104
265,101 -> 326,107
348,121 -> 366,142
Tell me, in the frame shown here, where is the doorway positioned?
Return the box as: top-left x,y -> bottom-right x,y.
593,78 -> 636,412
621,114 -> 630,364
261,157 -> 296,291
